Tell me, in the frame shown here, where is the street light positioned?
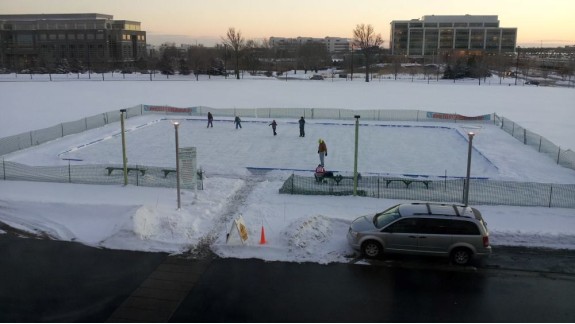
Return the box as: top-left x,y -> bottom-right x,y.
350,44 -> 354,81
463,132 -> 475,206
173,121 -> 181,210
120,109 -> 128,186
353,115 -> 361,196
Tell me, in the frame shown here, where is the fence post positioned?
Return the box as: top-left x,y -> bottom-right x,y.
538,137 -> 542,152
2,157 -> 5,180
548,185 -> 553,208
523,129 -> 527,144
377,178 -> 380,198
68,161 -> 71,183
291,173 -> 294,195
557,148 -> 561,165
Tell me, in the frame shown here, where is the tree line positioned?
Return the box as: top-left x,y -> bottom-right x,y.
7,24 -> 575,86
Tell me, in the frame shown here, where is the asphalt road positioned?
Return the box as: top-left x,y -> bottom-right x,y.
1,233 -> 575,322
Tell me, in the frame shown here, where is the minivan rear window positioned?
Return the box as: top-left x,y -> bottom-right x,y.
416,218 -> 480,235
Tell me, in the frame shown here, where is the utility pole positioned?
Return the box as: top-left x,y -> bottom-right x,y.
120,109 -> 128,186
353,115 -> 361,196
515,47 -> 520,86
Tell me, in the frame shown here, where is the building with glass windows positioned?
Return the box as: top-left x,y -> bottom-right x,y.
390,15 -> 517,56
0,13 -> 147,71
270,36 -> 351,54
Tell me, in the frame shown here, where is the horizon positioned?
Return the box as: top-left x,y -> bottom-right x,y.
3,0 -> 575,48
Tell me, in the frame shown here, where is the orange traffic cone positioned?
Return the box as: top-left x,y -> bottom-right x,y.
259,226 -> 267,245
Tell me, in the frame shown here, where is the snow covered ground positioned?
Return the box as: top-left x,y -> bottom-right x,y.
1,74 -> 575,264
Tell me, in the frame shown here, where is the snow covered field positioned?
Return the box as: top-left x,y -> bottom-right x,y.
1,74 -> 575,264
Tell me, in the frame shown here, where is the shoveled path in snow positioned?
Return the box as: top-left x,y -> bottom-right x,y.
188,170 -> 269,257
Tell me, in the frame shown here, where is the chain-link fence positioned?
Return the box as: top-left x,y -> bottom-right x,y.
494,114 -> 575,170
0,160 -> 203,190
279,174 -> 575,208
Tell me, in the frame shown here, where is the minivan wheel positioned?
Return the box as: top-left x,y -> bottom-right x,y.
362,241 -> 383,258
451,248 -> 472,265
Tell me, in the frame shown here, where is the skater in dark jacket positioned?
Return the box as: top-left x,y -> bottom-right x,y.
269,120 -> 278,136
234,116 -> 242,129
298,116 -> 305,137
207,112 -> 214,128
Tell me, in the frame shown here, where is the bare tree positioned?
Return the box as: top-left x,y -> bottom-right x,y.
222,27 -> 245,79
352,24 -> 383,82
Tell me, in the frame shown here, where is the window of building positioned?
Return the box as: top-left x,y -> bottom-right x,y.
424,29 -> 439,54
58,33 -> 65,40
77,34 -> 85,40
454,29 -> 470,49
439,29 -> 454,48
470,29 -> 484,49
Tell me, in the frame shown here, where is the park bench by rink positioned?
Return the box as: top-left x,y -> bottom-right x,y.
384,178 -> 432,189
315,173 -> 362,185
106,166 -> 147,176
161,168 -> 204,179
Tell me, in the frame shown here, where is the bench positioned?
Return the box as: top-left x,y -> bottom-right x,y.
106,167 -> 147,176
315,173 -> 362,186
385,179 -> 431,189
333,173 -> 362,185
162,169 -> 176,178
161,168 -> 204,179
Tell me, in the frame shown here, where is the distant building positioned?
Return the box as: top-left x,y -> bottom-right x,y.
0,13 -> 147,71
269,36 -> 351,54
390,15 -> 517,56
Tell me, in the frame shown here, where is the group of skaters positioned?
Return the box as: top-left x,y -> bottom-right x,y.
206,112 -> 307,137
207,111 -> 333,177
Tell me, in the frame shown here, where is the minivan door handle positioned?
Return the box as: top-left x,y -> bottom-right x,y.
408,235 -> 418,239
418,236 -> 427,239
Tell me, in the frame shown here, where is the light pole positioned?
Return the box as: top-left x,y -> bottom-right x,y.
120,109 -> 128,186
463,132 -> 475,206
173,121 -> 181,210
350,44 -> 354,81
353,115 -> 361,196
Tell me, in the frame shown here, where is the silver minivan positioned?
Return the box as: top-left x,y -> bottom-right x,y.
347,202 -> 492,265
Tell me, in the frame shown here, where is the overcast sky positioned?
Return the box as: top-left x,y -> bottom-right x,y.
3,0 -> 574,47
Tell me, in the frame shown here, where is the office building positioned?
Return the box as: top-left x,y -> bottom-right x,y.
390,15 -> 517,56
0,13 -> 147,71
270,36 -> 351,54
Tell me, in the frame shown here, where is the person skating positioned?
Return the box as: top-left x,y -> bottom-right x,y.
269,120 -> 278,136
234,116 -> 242,129
298,116 -> 305,137
207,112 -> 214,128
